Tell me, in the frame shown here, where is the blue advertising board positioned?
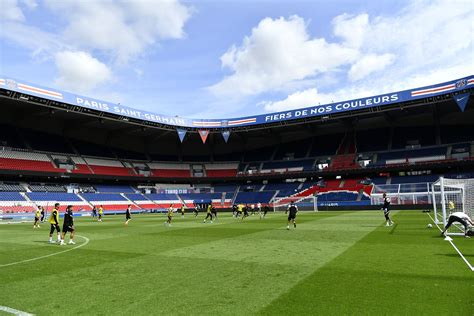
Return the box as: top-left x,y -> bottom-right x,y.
0,75 -> 472,129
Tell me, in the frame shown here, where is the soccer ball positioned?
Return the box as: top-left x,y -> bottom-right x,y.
427,224 -> 433,228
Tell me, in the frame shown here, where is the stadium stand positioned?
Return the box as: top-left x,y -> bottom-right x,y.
0,192 -> 35,212
27,192 -> 91,211
124,193 -> 157,210
80,193 -> 134,211
0,149 -> 60,172
148,162 -> 191,178
234,191 -> 276,204
205,163 -> 239,177
145,193 -> 182,208
94,184 -> 135,193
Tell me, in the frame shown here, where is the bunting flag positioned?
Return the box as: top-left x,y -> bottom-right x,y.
199,130 -> 209,143
177,128 -> 187,143
221,130 -> 230,143
453,93 -> 470,112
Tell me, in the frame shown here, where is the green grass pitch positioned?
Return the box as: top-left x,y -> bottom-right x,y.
1,211 -> 473,315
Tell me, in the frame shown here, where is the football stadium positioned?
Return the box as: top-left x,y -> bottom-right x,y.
1,1 -> 473,315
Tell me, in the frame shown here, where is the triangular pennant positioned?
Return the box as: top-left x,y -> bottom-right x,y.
199,130 -> 209,143
177,128 -> 187,143
453,93 -> 470,112
221,130 -> 230,143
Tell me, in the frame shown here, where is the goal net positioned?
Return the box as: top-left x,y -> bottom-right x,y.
431,177 -> 474,236
271,195 -> 317,212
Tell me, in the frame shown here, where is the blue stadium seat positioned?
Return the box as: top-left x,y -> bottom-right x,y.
27,192 -> 82,201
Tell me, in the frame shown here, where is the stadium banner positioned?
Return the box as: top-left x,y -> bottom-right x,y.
176,128 -> 187,143
221,130 -> 231,143
199,130 -> 209,143
453,92 -> 470,112
0,75 -> 472,129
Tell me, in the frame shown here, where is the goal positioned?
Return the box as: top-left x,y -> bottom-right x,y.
431,177 -> 474,236
271,195 -> 317,212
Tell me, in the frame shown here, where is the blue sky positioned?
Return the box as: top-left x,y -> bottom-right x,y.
0,0 -> 472,119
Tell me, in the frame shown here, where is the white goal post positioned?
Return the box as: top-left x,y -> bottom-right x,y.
431,177 -> 474,236
271,195 -> 318,212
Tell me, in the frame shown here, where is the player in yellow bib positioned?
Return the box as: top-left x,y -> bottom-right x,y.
203,204 -> 213,223
98,206 -> 103,222
48,203 -> 62,243
33,208 -> 41,228
165,205 -> 174,226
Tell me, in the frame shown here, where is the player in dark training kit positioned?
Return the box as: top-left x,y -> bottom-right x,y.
382,193 -> 394,226
125,205 -> 132,225
40,206 -> 45,223
211,205 -> 218,221
286,202 -> 298,230
262,205 -> 270,219
60,205 -> 75,245
48,203 -> 61,243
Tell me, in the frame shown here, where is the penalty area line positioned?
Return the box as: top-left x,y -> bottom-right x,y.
0,306 -> 35,316
427,213 -> 473,272
0,235 -> 90,268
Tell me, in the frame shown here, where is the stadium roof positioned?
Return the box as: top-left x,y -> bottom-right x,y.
0,75 -> 472,132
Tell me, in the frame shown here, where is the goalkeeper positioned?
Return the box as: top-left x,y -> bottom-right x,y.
440,202 -> 474,238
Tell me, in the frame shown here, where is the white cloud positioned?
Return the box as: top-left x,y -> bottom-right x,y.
261,88 -> 321,112
261,0 -> 474,112
54,50 -> 112,93
332,13 -> 368,48
348,53 -> 395,81
45,0 -> 192,63
0,0 -> 25,21
263,63 -> 473,113
209,15 -> 358,96
0,0 -> 192,95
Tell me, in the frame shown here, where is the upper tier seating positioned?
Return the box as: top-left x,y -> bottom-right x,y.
148,162 -> 191,178
85,158 -> 135,176
0,150 -> 60,172
205,163 -> 238,177
261,159 -> 314,172
375,147 -> 447,165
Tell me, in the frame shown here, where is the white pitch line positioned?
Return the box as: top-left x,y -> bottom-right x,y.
0,306 -> 35,316
427,213 -> 473,272
0,235 -> 89,268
